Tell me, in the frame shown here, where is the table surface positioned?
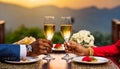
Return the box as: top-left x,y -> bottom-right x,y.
72,60 -> 119,69
0,60 -> 44,69
0,53 -> 119,69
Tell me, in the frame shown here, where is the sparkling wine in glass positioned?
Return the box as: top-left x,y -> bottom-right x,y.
43,16 -> 55,62
60,16 -> 73,62
44,23 -> 55,40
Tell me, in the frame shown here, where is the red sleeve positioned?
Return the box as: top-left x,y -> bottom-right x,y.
93,40 -> 120,57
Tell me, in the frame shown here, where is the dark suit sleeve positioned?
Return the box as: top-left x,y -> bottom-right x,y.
0,44 -> 20,61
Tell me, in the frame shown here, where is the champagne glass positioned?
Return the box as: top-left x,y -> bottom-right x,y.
43,16 -> 55,62
60,16 -> 73,62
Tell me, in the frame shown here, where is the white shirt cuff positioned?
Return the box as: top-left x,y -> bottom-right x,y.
20,45 -> 27,58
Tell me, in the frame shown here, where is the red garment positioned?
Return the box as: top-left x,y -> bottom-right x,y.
93,40 -> 120,57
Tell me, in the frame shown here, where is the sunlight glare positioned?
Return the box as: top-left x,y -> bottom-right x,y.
29,0 -> 51,3
26,0 -> 54,8
0,0 -> 120,9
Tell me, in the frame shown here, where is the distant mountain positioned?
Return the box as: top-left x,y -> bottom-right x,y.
0,3 -> 120,34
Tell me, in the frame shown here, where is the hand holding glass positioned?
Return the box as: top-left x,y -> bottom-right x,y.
60,16 -> 73,62
43,16 -> 55,62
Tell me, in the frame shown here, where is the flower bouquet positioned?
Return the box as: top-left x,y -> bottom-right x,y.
70,30 -> 95,47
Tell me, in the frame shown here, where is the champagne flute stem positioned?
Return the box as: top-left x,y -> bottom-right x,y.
65,38 -> 69,43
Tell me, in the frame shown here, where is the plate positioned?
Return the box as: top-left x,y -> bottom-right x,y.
52,44 -> 65,51
5,56 -> 40,64
72,56 -> 109,64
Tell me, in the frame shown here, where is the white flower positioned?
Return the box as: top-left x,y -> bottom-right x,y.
79,30 -> 90,36
70,30 -> 95,47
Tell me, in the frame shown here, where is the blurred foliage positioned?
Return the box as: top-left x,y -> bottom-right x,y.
52,32 -> 64,44
92,31 -> 111,46
6,26 -> 111,45
6,25 -> 45,43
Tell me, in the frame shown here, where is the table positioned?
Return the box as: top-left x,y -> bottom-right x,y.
47,54 -> 120,69
72,60 -> 119,69
0,53 -> 119,69
0,60 -> 44,69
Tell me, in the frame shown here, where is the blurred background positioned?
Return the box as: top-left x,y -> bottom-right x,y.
0,0 -> 120,45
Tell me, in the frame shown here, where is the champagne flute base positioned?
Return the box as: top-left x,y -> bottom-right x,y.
43,54 -> 55,62
61,53 -> 73,63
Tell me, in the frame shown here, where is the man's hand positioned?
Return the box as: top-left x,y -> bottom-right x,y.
29,39 -> 52,57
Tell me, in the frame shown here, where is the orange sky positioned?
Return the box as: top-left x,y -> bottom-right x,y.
0,0 -> 120,9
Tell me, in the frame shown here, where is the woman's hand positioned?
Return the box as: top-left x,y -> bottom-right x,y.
64,41 -> 90,56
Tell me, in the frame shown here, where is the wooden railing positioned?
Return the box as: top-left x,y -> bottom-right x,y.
111,19 -> 120,64
112,19 -> 120,44
0,20 -> 5,44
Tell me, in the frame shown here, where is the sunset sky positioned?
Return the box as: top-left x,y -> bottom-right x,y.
0,0 -> 120,9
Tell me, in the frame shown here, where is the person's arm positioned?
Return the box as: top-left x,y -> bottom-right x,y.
65,40 -> 120,57
93,40 -> 120,57
0,39 -> 52,61
93,45 -> 119,57
0,44 -> 22,61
